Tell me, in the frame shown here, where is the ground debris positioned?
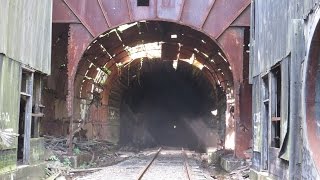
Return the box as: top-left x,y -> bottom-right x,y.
205,159 -> 251,180
43,135 -> 138,179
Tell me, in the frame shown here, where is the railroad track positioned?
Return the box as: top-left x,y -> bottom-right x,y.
137,147 -> 192,180
76,147 -> 212,180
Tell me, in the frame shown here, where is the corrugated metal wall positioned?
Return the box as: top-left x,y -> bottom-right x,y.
298,0 -> 320,18
251,0 -> 320,77
0,0 -> 52,74
251,0 -> 320,177
0,54 -> 21,150
251,0 -> 289,77
0,54 -> 20,174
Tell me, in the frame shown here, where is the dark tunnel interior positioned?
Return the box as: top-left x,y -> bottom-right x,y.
119,60 -> 225,151
71,21 -> 232,152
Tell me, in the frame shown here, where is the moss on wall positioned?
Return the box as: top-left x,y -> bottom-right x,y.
0,149 -> 17,174
29,138 -> 45,164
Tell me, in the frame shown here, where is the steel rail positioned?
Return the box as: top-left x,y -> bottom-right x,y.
182,148 -> 191,180
182,148 -> 192,180
136,147 -> 162,180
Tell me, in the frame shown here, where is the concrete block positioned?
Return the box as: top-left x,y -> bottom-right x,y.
207,149 -> 224,164
30,138 -> 45,164
249,169 -> 273,180
0,163 -> 46,180
220,155 -> 243,172
61,152 -> 92,168
56,176 -> 67,180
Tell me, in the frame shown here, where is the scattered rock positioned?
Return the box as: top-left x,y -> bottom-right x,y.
56,176 -> 67,180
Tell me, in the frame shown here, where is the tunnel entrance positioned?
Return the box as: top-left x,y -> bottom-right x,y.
119,60 -> 226,151
74,21 -> 234,153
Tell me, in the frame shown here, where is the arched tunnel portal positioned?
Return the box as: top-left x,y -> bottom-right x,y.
73,21 -> 234,152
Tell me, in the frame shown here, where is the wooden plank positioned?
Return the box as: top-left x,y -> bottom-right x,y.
279,57 -> 290,160
31,113 -> 44,118
23,72 -> 34,164
270,67 -> 277,119
260,74 -> 269,170
32,74 -> 42,138
271,117 -> 281,122
252,76 -> 262,171
46,172 -> 61,180
20,92 -> 31,97
249,0 -> 254,83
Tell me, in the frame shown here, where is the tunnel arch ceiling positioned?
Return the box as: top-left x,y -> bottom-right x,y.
76,21 -> 234,101
73,21 -> 233,147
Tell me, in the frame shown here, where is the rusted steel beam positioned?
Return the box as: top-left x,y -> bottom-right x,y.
54,0 -> 250,38
218,28 -> 244,82
97,0 -> 112,27
231,6 -> 251,27
203,0 -> 250,39
67,24 -> 93,81
217,28 -> 249,158
127,0 -> 157,21
67,24 -> 93,154
58,0 -> 251,86
52,0 -> 79,23
181,0 -> 216,29
64,0 -> 109,37
157,0 -> 185,21
216,1 -> 250,38
178,0 -> 186,22
98,0 -> 131,28
125,0 -> 133,21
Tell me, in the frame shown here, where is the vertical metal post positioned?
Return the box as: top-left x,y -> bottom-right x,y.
288,19 -> 304,180
249,0 -> 255,84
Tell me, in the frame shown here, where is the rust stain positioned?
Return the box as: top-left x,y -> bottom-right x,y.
52,0 -> 250,157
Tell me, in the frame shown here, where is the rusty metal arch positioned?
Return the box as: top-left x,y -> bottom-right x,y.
52,0 -> 251,156
75,21 -> 233,102
303,13 -> 320,174
72,20 -> 236,88
53,0 -> 250,80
